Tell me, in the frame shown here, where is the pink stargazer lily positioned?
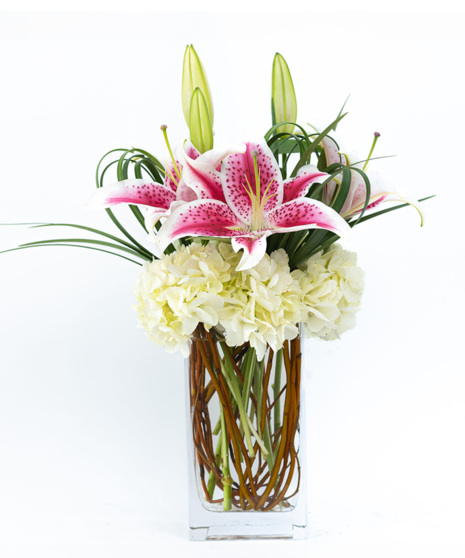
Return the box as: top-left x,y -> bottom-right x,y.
87,142 -> 244,241
157,138 -> 352,271
310,124 -> 424,223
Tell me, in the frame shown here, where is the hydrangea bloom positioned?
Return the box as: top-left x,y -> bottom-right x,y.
294,243 -> 365,340
132,241 -> 365,358
131,242 -> 231,356
216,244 -> 302,360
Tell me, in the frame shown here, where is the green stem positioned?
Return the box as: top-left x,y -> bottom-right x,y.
207,434 -> 222,499
220,343 -> 256,458
253,360 -> 264,438
241,349 -> 256,407
239,348 -> 256,444
220,407 -> 232,511
273,349 -> 283,434
263,415 -> 275,475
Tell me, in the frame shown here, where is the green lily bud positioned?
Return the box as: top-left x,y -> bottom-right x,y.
189,88 -> 213,153
182,45 -> 214,127
271,53 -> 297,134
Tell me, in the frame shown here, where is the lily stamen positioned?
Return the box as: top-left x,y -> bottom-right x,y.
163,159 -> 180,187
243,174 -> 258,215
363,132 -> 380,171
241,160 -> 280,231
161,125 -> 183,180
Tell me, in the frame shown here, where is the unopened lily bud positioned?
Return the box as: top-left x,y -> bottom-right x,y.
182,45 -> 214,127
271,53 -> 297,134
189,88 -> 213,153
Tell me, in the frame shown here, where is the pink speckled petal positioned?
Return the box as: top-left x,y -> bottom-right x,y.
86,179 -> 176,210
145,200 -> 187,243
264,198 -> 351,240
232,234 -> 269,271
175,177 -> 198,203
197,142 -> 246,170
344,170 -> 395,217
221,139 -> 283,225
157,199 -> 245,252
343,171 -> 424,224
181,148 -> 226,202
282,165 -> 329,203
184,141 -> 200,161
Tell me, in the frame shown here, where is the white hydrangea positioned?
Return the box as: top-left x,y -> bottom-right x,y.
132,241 -> 365,358
131,242 -> 231,357
293,243 -> 365,340
216,244 -> 301,361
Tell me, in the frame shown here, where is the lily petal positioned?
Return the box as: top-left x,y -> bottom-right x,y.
345,171 -> 425,225
184,141 -> 200,161
308,122 -> 348,167
175,177 -> 198,203
308,122 -> 348,205
180,147 -> 226,202
86,179 -> 176,210
221,139 -> 283,225
331,162 -> 364,216
232,234 -> 269,271
347,170 -> 393,213
196,142 -> 246,171
283,165 -> 329,203
264,198 -> 352,239
145,200 -> 187,242
157,199 -> 244,252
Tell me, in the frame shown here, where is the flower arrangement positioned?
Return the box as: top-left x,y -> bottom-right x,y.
2,46 -> 433,531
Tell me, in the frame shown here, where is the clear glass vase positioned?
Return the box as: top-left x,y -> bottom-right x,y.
184,325 -> 308,540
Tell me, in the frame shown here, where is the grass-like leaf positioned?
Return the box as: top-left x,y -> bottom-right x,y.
291,112 -> 348,177
331,167 -> 351,213
334,94 -> 350,130
350,167 -> 371,224
30,223 -> 153,259
0,244 -> 143,265
264,122 -> 311,143
289,229 -> 334,270
350,195 -> 435,226
19,238 -> 150,260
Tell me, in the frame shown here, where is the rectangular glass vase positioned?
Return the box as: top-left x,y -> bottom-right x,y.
184,327 -> 308,541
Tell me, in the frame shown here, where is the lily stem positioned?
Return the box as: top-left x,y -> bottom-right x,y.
220,407 -> 232,510
273,348 -> 283,435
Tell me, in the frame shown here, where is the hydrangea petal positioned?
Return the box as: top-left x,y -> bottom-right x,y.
221,140 -> 283,224
86,179 -> 176,210
283,165 -> 329,203
264,198 -> 352,239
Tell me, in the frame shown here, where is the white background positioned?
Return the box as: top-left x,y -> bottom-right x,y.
1,6 -> 464,558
